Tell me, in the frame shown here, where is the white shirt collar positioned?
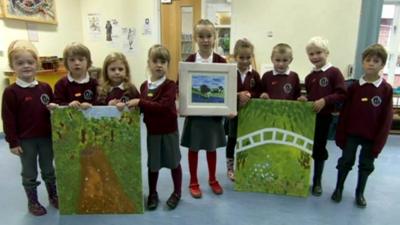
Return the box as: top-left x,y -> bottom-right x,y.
195,52 -> 213,63
313,63 -> 332,72
15,78 -> 39,88
67,73 -> 90,84
110,83 -> 125,91
272,69 -> 290,76
148,76 -> 166,90
238,68 -> 252,83
359,76 -> 383,88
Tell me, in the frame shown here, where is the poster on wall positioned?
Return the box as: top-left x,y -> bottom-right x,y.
87,13 -> 102,41
122,27 -> 136,55
51,107 -> 143,214
234,99 -> 315,197
106,18 -> 121,48
142,18 -> 152,35
1,0 -> 57,24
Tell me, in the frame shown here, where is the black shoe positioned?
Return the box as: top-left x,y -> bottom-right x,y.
331,188 -> 343,202
147,193 -> 159,210
166,192 -> 181,209
355,193 -> 367,208
312,184 -> 322,196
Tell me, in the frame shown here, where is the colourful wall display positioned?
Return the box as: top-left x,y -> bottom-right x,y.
234,99 -> 316,197
51,107 -> 143,214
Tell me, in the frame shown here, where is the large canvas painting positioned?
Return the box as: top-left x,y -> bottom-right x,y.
234,99 -> 316,197
179,62 -> 237,116
2,0 -> 57,24
51,107 -> 143,214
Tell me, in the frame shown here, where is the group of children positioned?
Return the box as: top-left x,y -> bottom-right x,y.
1,18 -> 393,216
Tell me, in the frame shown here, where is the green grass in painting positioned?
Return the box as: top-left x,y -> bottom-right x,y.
235,99 -> 316,197
235,144 -> 311,197
51,108 -> 143,214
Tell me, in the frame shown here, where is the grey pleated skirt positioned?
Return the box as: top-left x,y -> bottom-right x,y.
181,116 -> 226,151
147,131 -> 181,171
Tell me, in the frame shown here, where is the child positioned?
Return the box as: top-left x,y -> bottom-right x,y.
332,44 -> 393,207
97,52 -> 140,110
225,38 -> 261,181
260,43 -> 300,100
2,40 -> 58,216
129,45 -> 182,210
53,42 -> 97,108
299,36 -> 346,196
181,19 -> 226,198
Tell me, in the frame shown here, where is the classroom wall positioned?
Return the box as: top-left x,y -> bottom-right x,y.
0,0 -> 84,133
230,0 -> 362,80
80,0 -> 159,86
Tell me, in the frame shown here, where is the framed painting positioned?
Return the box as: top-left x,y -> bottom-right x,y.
2,0 -> 57,24
179,62 -> 237,116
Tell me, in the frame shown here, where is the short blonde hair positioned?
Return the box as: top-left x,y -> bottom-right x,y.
306,36 -> 329,54
7,40 -> 39,69
63,42 -> 92,69
233,38 -> 254,57
271,43 -> 293,59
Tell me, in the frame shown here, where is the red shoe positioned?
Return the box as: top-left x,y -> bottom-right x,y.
209,180 -> 223,195
189,183 -> 202,198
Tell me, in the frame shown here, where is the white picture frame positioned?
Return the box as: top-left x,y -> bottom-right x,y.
179,62 -> 237,116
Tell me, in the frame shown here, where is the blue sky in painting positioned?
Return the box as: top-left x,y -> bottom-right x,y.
192,74 -> 225,89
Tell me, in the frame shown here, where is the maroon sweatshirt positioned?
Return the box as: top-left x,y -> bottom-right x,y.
304,66 -> 346,114
53,76 -> 98,105
2,82 -> 53,148
261,71 -> 301,100
237,70 -> 262,98
335,79 -> 393,157
97,86 -> 140,105
139,79 -> 178,135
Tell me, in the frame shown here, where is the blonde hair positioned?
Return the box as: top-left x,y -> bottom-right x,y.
194,19 -> 216,45
63,42 -> 92,69
7,40 -> 39,69
306,36 -> 329,54
233,38 -> 254,57
148,44 -> 171,64
362,44 -> 388,65
271,43 -> 293,59
97,52 -> 138,104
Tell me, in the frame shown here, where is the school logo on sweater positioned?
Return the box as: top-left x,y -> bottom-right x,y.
283,83 -> 293,94
250,78 -> 256,88
40,94 -> 50,105
83,90 -> 94,100
120,96 -> 129,103
319,77 -> 329,87
371,96 -> 382,107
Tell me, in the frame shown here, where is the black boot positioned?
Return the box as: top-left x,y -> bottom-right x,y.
331,170 -> 349,203
45,182 -> 59,209
24,187 -> 47,216
312,160 -> 325,196
355,172 -> 369,208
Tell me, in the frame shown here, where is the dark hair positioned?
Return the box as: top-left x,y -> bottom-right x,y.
63,42 -> 93,69
362,44 -> 388,65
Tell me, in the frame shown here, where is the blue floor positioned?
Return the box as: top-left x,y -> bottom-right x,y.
0,119 -> 399,225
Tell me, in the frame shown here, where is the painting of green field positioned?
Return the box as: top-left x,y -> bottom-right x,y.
51,107 -> 143,214
235,99 -> 316,197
